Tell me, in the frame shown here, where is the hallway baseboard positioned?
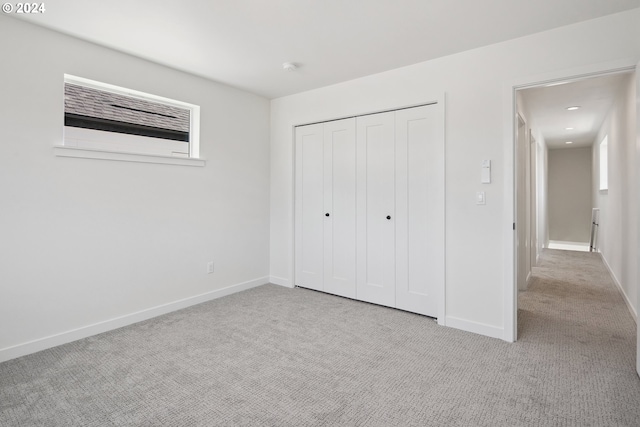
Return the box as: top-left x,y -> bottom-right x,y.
548,240 -> 590,252
599,252 -> 637,323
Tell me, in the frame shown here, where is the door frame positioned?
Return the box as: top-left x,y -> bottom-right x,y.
503,59 -> 637,343
529,131 -> 538,269
291,96 -> 447,324
515,112 -> 528,297
635,59 -> 640,378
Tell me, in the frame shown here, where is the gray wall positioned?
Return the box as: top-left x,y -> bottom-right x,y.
548,147 -> 593,243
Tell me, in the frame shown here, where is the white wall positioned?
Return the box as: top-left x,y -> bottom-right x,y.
0,17 -> 271,361
516,91 -> 550,256
270,9 -> 640,339
548,147 -> 593,243
593,72 -> 638,320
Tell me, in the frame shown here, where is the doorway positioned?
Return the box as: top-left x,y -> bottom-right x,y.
510,65 -> 637,343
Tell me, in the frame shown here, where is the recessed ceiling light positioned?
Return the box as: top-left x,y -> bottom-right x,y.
565,127 -> 574,130
566,141 -> 573,144
566,106 -> 580,111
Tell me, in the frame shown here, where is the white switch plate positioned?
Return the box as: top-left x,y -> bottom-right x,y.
476,191 -> 486,205
481,160 -> 491,184
207,261 -> 214,274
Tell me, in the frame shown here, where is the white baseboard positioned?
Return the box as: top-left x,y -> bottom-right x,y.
599,254 -> 637,323
548,241 -> 590,252
269,276 -> 293,288
445,315 -> 504,340
0,277 -> 268,363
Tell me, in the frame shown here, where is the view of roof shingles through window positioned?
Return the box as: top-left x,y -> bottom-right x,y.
64,83 -> 190,142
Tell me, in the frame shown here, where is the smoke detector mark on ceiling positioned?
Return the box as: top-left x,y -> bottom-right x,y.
282,62 -> 298,72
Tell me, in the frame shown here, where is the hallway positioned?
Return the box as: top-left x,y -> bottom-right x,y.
518,249 -> 639,424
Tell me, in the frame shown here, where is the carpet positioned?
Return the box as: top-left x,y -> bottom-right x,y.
1,249 -> 638,426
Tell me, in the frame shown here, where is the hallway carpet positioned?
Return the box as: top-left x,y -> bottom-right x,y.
1,250 -> 638,426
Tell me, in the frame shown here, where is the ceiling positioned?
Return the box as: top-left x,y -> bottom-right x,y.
11,0 -> 640,99
520,72 -> 632,150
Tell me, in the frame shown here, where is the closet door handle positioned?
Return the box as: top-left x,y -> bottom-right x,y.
386,215 -> 391,220
325,213 -> 330,217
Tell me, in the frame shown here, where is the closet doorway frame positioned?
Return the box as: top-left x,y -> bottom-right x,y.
291,96 -> 447,324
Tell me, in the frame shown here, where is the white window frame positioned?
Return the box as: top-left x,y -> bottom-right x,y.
55,75 -> 204,167
599,135 -> 608,191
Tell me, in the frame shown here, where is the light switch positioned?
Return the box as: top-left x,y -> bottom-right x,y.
481,160 -> 491,184
476,191 -> 486,205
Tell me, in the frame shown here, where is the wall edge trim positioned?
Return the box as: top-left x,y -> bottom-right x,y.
269,276 -> 293,288
445,315 -> 504,340
0,277 -> 268,363
599,252 -> 638,323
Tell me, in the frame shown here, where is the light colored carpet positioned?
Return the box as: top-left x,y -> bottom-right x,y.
1,249 -> 638,426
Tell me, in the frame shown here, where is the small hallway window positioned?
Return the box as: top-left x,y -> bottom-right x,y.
599,135 -> 608,191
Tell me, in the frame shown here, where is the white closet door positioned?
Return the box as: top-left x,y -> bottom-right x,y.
395,105 -> 443,317
295,124 -> 324,291
356,112 -> 396,307
323,118 -> 357,298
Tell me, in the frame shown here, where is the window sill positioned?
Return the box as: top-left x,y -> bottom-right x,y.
54,145 -> 206,167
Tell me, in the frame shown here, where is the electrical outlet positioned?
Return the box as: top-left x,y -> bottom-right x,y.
207,261 -> 214,274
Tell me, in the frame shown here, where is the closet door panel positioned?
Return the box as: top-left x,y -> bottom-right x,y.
395,105 -> 443,317
323,118 -> 357,298
295,124 -> 324,291
356,112 -> 396,307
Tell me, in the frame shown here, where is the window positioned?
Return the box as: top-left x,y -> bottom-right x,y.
599,136 -> 608,191
56,75 -> 203,166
